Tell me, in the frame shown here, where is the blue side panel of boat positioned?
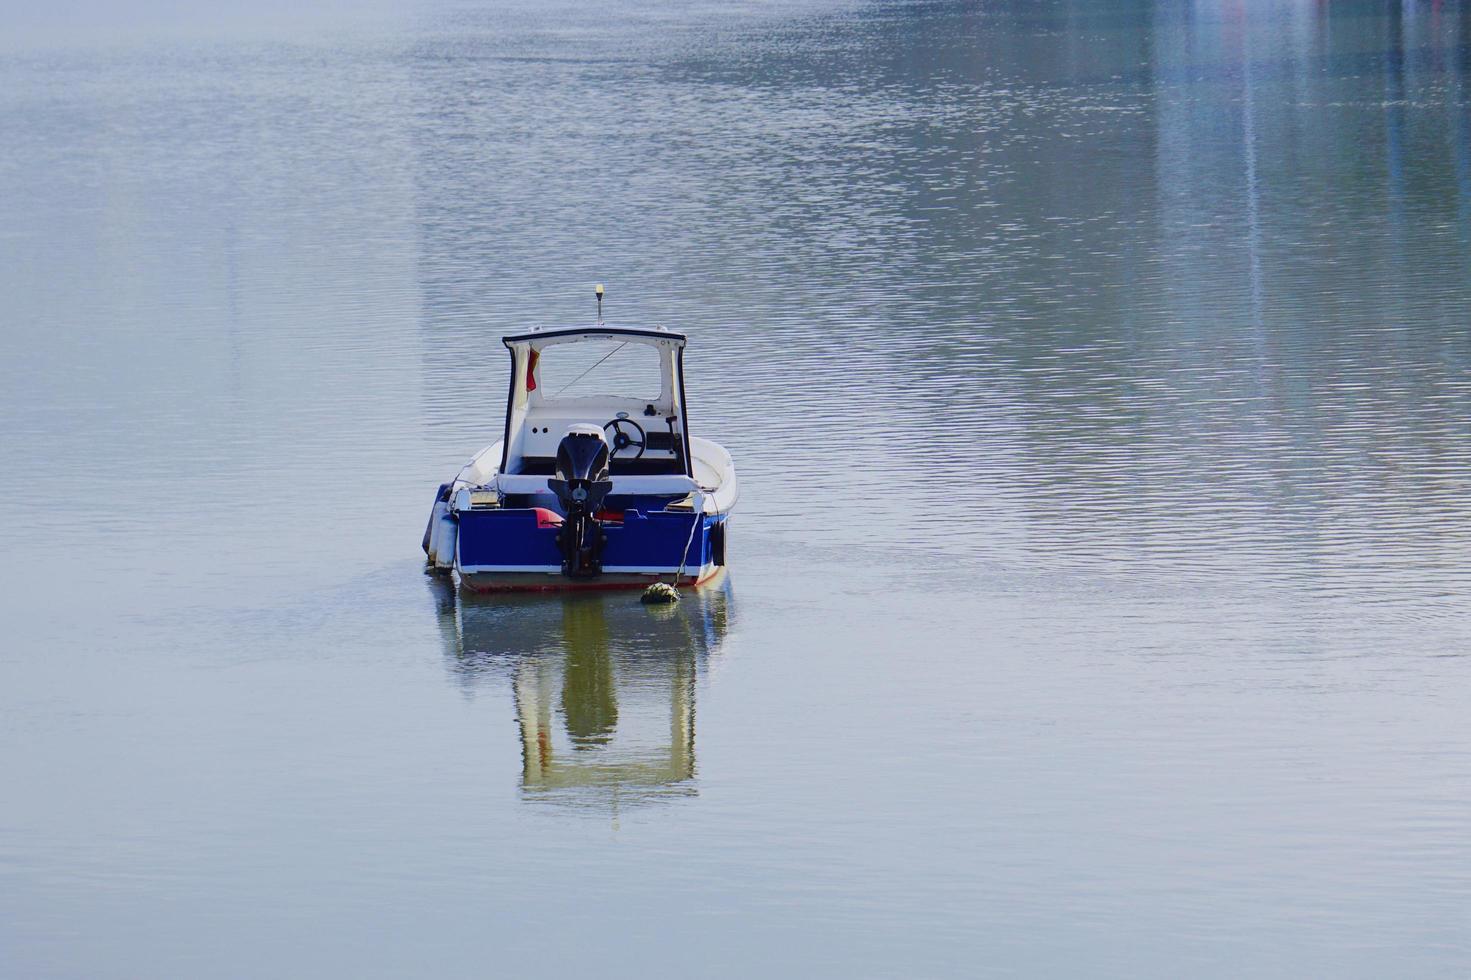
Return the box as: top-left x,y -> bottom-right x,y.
602,511 -> 705,567
457,508 -> 720,568
457,510 -> 563,567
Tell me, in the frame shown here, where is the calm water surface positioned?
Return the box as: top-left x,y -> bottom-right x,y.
3,1 -> 1471,976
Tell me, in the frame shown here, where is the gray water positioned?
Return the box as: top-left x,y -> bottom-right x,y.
3,0 -> 1471,976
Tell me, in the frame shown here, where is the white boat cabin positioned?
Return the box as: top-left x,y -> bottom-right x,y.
501,326 -> 692,477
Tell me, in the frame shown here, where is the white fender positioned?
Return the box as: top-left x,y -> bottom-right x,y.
426,499 -> 449,564
433,513 -> 458,570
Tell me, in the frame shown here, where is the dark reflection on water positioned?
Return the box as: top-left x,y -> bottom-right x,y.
430,577 -> 732,809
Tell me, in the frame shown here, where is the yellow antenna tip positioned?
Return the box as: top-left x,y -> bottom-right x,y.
595,283 -> 604,297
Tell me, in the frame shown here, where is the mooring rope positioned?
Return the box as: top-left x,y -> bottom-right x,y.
671,488 -> 722,587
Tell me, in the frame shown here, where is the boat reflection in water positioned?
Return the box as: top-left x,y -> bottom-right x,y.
430,573 -> 734,809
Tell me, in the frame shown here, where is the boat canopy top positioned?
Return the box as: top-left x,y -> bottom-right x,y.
502,325 -> 687,348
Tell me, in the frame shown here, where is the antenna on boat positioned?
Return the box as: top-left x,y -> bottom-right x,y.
594,283 -> 604,324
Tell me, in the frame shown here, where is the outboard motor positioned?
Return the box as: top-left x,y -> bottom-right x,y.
547,424 -> 613,578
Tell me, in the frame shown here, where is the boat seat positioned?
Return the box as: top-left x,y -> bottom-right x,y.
495,472 -> 698,497
514,455 -> 684,476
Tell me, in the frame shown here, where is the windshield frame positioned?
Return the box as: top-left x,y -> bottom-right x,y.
498,327 -> 693,478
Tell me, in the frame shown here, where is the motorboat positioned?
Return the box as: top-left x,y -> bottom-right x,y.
423,322 -> 737,592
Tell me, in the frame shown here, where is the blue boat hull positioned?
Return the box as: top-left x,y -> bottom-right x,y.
453,507 -> 728,592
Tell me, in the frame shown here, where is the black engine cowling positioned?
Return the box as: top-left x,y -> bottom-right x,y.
546,427 -> 613,578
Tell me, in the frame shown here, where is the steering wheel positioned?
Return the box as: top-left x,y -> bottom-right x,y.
603,418 -> 646,459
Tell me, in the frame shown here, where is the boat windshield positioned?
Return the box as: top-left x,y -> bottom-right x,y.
533,340 -> 663,401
